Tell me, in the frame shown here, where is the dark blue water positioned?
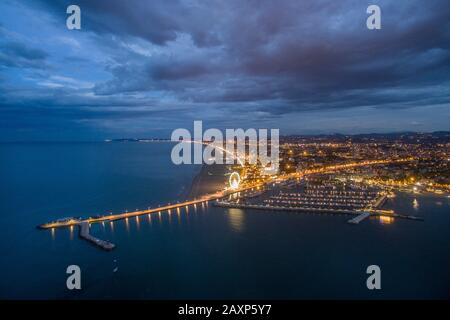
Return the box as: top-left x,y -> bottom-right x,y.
0,142 -> 449,299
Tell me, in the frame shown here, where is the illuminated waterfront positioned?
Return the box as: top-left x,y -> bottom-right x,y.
1,142 -> 449,299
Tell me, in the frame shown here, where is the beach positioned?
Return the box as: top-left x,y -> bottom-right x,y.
187,163 -> 231,199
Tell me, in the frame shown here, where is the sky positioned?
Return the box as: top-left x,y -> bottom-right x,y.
0,0 -> 449,141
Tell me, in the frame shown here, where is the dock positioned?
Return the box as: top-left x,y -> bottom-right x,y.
347,212 -> 370,224
347,193 -> 385,224
214,201 -> 424,223
385,213 -> 424,221
79,222 -> 115,251
214,201 -> 365,215
372,194 -> 387,208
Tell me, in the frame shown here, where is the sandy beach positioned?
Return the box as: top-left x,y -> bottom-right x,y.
187,163 -> 231,199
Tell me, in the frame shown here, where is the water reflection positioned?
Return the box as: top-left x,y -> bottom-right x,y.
135,216 -> 140,231
227,208 -> 245,233
168,210 -> 172,224
184,208 -> 190,225
379,216 -> 394,224
413,198 -> 419,210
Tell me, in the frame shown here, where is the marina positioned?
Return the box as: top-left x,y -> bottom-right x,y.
215,183 -> 424,224
214,201 -> 423,222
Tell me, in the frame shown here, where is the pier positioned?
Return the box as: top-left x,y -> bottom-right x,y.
79,222 -> 115,250
38,195 -> 222,229
215,201 -> 366,215
346,193 -> 387,224
372,194 -> 387,208
347,212 -> 370,224
214,201 -> 424,222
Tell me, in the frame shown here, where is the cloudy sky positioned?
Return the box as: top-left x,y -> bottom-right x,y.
0,0 -> 449,140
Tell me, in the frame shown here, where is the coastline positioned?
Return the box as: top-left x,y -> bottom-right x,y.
186,163 -> 231,199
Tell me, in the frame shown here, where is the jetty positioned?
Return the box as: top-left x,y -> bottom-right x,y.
372,194 -> 387,208
215,201 -> 366,215
79,222 -> 115,251
214,201 -> 424,223
347,212 -> 370,224
346,193 -> 387,224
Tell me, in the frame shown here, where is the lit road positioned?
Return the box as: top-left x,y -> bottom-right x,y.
39,157 -> 413,229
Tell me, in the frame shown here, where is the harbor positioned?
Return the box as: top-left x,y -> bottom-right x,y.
215,183 -> 424,224
214,200 -> 423,222
37,158 -> 422,250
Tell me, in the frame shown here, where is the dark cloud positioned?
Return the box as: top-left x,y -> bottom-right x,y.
1,0 -> 450,139
44,0 -> 449,110
0,40 -> 48,69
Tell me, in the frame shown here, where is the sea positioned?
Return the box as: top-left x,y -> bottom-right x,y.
0,141 -> 449,299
